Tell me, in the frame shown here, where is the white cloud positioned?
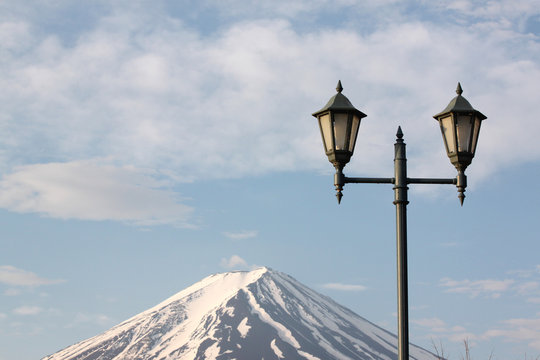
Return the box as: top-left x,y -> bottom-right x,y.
508,265 -> 540,280
483,317 -> 540,351
3,288 -> 22,296
0,3 -> 539,193
321,283 -> 367,291
0,265 -> 64,287
443,0 -> 540,25
220,255 -> 248,269
440,270 -> 540,314
223,230 -> 258,240
411,317 -> 446,329
0,160 -> 194,227
411,317 -> 478,345
69,312 -> 114,327
13,306 -> 43,315
516,281 -> 540,295
508,269 -> 537,278
440,277 -> 514,298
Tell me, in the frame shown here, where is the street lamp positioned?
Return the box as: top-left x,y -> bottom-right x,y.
434,83 -> 487,205
312,81 -> 486,360
312,81 -> 367,168
312,80 -> 367,204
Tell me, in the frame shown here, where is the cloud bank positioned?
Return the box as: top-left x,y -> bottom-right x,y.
0,160 -> 193,226
0,1 -> 539,223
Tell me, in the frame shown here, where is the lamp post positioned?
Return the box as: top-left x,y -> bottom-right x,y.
313,81 -> 486,360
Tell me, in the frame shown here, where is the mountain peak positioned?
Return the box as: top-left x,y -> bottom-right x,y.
44,267 -> 437,360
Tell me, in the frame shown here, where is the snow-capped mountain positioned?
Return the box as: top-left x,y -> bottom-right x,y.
43,267 -> 437,360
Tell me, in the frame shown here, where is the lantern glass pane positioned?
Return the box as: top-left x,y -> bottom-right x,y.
318,113 -> 333,152
471,116 -> 482,154
334,113 -> 349,151
440,115 -> 456,154
456,114 -> 474,152
349,114 -> 361,152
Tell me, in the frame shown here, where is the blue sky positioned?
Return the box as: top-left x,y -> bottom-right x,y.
1,1 -> 540,359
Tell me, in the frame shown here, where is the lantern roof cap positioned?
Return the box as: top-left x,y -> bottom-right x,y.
434,82 -> 487,120
312,80 -> 367,118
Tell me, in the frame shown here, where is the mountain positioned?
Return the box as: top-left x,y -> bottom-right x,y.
43,267 -> 438,360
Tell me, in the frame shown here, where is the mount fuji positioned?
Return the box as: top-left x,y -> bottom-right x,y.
43,267 -> 438,360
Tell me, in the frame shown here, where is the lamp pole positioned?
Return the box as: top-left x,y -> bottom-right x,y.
313,82 -> 486,360
394,128 -> 410,360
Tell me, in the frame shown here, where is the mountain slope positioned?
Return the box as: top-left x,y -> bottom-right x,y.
43,267 -> 438,360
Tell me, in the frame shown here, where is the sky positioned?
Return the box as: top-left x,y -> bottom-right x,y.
1,0 -> 540,359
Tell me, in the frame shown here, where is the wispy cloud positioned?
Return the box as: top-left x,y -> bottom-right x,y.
411,317 -> 446,329
483,317 -> 540,351
321,283 -> 367,291
223,230 -> 258,240
0,265 -> 64,287
441,265 -> 540,301
411,316 -> 477,343
12,306 -> 43,316
220,255 -> 248,270
516,281 -> 540,295
0,160 -> 194,227
3,288 -> 22,296
439,277 -> 514,298
67,312 -> 114,328
507,265 -> 540,279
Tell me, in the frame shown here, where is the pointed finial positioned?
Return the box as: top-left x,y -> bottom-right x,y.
456,170 -> 466,206
396,126 -> 404,139
336,80 -> 343,93
334,167 -> 345,204
458,191 -> 465,206
456,82 -> 463,96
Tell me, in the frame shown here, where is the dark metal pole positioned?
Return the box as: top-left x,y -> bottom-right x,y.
393,127 -> 409,360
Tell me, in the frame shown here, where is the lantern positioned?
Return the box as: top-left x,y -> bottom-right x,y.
312,81 -> 367,171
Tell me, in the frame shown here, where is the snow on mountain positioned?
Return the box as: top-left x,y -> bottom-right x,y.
43,267 -> 438,360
